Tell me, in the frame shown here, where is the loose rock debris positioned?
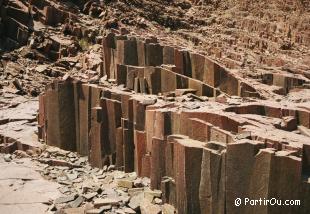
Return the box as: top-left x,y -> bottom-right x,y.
1,147 -> 165,214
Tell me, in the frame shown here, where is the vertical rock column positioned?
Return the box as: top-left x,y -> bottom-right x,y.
89,107 -> 105,168
160,135 -> 183,207
145,43 -> 163,66
38,93 -> 46,142
106,98 -> 122,161
148,109 -> 172,189
226,140 -> 268,214
121,94 -> 134,172
132,99 -> 148,175
78,84 -> 91,156
173,137 -> 205,214
190,53 -> 205,82
199,141 -> 226,214
268,151 -> 302,214
144,67 -> 162,95
301,144 -> 310,213
45,80 -> 76,151
102,33 -> 116,79
116,39 -> 138,66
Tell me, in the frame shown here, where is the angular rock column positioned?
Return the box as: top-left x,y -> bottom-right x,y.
144,67 -> 161,95
163,46 -> 175,65
78,84 -> 91,156
116,39 -> 138,66
226,140 -> 267,214
120,95 -> 134,172
190,53 -> 205,82
160,68 -> 177,93
106,98 -> 122,156
38,93 -> 46,141
89,107 -> 105,168
45,80 -> 76,151
267,151 -> 302,214
145,43 -> 163,66
204,58 -> 222,87
173,137 -> 205,214
199,142 -> 226,214
134,130 -> 147,176
150,137 -> 167,190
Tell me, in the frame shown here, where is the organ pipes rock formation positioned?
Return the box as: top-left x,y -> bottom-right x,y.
38,33 -> 310,214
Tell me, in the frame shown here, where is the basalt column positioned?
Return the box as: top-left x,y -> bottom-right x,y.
45,79 -> 76,151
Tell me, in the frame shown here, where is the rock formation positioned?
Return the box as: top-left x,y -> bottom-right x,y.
38,33 -> 310,213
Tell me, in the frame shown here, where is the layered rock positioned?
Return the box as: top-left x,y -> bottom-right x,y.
38,33 -> 310,214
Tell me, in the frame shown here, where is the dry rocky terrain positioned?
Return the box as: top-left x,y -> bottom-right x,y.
0,0 -> 309,214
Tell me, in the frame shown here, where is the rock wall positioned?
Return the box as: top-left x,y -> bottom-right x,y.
0,0 -> 78,50
101,33 -> 261,98
38,33 -> 310,213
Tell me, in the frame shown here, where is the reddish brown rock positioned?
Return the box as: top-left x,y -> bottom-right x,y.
78,84 -> 91,156
150,137 -> 167,190
173,137 -> 205,214
45,80 -> 76,151
134,130 -> 147,176
145,43 -> 163,66
199,142 -> 226,214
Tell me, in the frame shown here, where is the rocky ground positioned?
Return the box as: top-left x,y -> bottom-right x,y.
1,147 -> 171,214
0,0 -> 309,213
1,0 -> 309,99
0,93 -> 170,213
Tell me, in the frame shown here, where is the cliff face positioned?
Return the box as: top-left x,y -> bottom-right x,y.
1,0 -> 309,79
193,0 -> 309,10
0,0 -> 30,48
37,32 -> 310,214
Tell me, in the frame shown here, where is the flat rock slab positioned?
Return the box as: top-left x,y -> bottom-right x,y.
0,155 -> 63,214
0,120 -> 41,148
0,98 -> 42,150
0,99 -> 38,122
